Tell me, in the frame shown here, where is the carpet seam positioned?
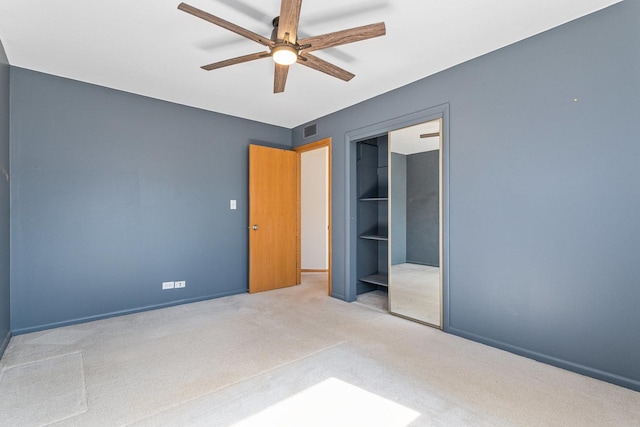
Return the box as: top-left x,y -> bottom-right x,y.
42,351 -> 90,425
124,339 -> 349,425
1,351 -> 90,426
1,350 -> 82,370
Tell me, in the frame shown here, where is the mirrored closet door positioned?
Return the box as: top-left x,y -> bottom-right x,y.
388,119 -> 442,327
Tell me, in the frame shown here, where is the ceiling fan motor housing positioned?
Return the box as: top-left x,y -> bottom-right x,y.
271,16 -> 280,41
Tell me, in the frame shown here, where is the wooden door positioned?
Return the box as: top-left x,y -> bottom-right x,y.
249,144 -> 298,293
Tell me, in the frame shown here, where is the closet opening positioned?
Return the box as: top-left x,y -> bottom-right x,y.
350,112 -> 446,329
295,138 -> 332,296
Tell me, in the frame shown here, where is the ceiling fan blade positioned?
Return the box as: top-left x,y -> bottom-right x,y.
420,132 -> 440,139
201,52 -> 270,71
298,22 -> 386,53
277,0 -> 303,42
274,64 -> 290,93
298,53 -> 354,82
297,29 -> 355,63
178,3 -> 275,48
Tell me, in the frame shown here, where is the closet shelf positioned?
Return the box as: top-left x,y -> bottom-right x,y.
359,274 -> 388,287
359,234 -> 388,241
359,197 -> 388,201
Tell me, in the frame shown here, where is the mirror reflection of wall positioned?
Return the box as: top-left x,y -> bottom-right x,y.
389,119 -> 441,326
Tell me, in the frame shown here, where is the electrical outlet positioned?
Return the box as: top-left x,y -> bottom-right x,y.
175,280 -> 186,288
162,281 -> 175,290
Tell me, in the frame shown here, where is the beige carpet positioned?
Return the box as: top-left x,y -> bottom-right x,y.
1,272 -> 639,426
0,352 -> 87,425
356,289 -> 388,311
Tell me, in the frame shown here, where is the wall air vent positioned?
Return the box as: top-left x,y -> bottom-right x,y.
303,123 -> 318,139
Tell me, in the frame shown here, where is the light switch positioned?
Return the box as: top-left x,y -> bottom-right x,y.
230,200 -> 236,210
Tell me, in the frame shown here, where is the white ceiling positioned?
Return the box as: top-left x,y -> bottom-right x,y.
0,0 -> 621,128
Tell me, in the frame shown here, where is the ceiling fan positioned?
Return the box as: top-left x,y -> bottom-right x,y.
178,0 -> 386,93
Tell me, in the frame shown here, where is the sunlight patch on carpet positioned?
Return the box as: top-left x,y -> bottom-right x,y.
0,352 -> 88,425
231,377 -> 420,427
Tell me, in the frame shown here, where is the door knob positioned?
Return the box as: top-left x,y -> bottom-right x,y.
252,224 -> 259,231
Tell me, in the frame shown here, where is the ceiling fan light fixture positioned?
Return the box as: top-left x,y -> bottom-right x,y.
272,45 -> 298,66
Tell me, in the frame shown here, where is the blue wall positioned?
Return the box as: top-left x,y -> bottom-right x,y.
10,68 -> 291,333
0,39 -> 10,357
293,1 -> 640,390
